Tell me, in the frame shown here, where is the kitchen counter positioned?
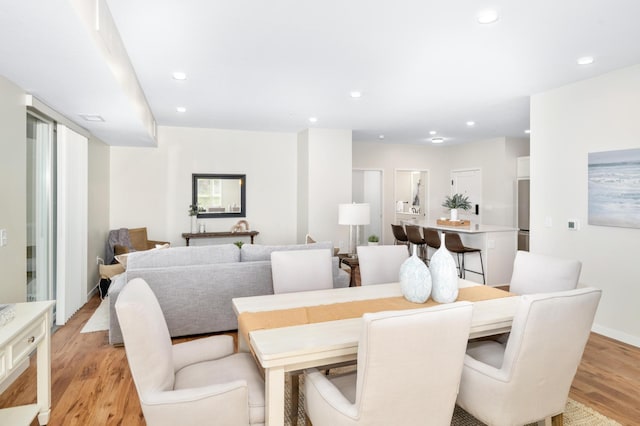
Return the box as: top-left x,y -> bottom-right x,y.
401,219 -> 518,285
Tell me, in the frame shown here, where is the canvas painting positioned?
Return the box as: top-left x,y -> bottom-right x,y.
588,148 -> 640,228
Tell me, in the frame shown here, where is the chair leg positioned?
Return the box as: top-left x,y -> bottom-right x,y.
478,251 -> 486,284
290,373 -> 300,424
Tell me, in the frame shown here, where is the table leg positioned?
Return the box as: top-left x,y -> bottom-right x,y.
265,366 -> 285,425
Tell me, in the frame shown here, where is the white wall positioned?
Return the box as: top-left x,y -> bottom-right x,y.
0,76 -> 27,303
531,64 -> 640,346
110,126 -> 298,246
300,129 -> 352,248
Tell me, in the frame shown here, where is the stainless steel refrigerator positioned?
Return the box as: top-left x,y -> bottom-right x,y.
517,179 -> 530,251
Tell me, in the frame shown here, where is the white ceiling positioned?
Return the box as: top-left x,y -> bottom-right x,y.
2,0 -> 640,146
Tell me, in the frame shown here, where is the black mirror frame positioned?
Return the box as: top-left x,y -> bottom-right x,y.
192,173 -> 246,218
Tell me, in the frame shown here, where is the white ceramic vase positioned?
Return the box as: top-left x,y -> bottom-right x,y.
450,208 -> 458,221
190,216 -> 198,233
430,233 -> 459,303
399,245 -> 432,303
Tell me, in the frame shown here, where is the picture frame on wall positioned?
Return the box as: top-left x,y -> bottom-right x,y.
588,148 -> 640,229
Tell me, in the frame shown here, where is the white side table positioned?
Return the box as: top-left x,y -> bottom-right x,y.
0,300 -> 55,425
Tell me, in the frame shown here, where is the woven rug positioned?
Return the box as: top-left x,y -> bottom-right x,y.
284,368 -> 621,426
80,297 -> 109,333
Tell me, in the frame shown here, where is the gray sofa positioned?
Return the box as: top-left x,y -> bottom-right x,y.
108,241 -> 349,344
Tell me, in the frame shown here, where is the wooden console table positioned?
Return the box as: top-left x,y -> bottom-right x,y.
182,230 -> 259,246
0,300 -> 55,425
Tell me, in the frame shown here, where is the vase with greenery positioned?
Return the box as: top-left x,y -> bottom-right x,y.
367,234 -> 379,246
188,204 -> 202,233
442,193 -> 472,221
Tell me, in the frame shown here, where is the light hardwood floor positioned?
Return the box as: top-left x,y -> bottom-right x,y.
0,293 -> 638,425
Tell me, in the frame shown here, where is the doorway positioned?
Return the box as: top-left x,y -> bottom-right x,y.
352,169 -> 383,245
451,168 -> 482,223
26,112 -> 56,303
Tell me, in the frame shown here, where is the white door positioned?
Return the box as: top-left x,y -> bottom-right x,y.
451,169 -> 482,223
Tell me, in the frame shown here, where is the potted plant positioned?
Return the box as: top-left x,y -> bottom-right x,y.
442,193 -> 472,221
367,234 -> 379,246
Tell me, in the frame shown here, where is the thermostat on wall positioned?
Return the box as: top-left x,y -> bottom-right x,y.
567,219 -> 580,231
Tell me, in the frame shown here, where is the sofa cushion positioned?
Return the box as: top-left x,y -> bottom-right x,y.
127,244 -> 240,270
240,241 -> 333,262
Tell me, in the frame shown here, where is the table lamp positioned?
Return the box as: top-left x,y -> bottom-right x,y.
338,203 -> 370,256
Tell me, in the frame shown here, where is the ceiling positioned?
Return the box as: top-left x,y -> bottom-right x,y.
2,1 -> 640,147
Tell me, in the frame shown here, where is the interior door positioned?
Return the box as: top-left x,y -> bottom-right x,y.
451,169 -> 482,222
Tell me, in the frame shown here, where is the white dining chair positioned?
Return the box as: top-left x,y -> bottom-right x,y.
456,287 -> 601,426
116,278 -> 265,426
270,248 -> 333,294
356,245 -> 409,286
304,302 -> 474,426
509,250 -> 582,294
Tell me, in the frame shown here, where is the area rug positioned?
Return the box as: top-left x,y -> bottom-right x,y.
284,370 -> 621,426
80,297 -> 109,333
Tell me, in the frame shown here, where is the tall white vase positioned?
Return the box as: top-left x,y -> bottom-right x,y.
430,233 -> 459,303
450,208 -> 459,221
190,216 -> 198,233
399,245 -> 432,303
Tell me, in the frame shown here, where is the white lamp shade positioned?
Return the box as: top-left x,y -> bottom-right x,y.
339,203 -> 370,225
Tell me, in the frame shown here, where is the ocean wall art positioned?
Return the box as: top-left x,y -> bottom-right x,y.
588,148 -> 640,228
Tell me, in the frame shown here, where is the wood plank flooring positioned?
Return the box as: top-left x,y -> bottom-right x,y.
0,293 -> 638,425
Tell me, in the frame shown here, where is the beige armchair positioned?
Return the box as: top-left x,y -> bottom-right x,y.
509,250 -> 582,294
456,287 -> 601,426
304,302 -> 473,425
115,278 -> 265,426
356,245 -> 409,286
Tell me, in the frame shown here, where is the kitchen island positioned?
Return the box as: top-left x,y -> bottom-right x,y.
403,220 -> 518,286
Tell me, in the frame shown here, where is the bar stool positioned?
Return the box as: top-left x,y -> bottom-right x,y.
405,225 -> 427,261
390,224 -> 411,254
444,232 -> 485,284
422,227 -> 441,265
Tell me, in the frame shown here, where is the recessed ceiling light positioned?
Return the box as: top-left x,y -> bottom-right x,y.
78,113 -> 104,122
431,137 -> 444,144
524,129 -> 531,134
309,117 -> 318,123
378,134 -> 385,139
176,106 -> 186,113
350,91 -> 362,98
577,56 -> 594,66
466,121 -> 476,127
172,72 -> 187,80
429,130 -> 437,135
477,9 -> 499,24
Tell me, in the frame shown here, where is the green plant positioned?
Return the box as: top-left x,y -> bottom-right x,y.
442,193 -> 472,210
188,204 -> 205,216
234,241 -> 244,249
367,234 -> 379,243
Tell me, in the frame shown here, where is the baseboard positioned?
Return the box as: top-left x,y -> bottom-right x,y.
592,324 -> 640,348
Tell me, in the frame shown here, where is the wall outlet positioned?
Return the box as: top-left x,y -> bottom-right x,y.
0,229 -> 7,247
544,216 -> 553,228
568,219 -> 580,231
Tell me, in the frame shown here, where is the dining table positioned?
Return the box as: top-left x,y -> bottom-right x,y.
232,280 -> 519,426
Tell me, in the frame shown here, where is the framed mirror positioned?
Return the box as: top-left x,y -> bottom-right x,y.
192,173 -> 246,218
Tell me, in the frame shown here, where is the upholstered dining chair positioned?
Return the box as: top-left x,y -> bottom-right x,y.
304,302 -> 474,426
456,287 -> 601,426
271,249 -> 333,294
116,278 -> 265,426
356,245 -> 409,285
509,250 -> 582,294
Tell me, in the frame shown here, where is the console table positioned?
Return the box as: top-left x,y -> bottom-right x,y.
0,300 -> 55,425
182,230 -> 259,246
